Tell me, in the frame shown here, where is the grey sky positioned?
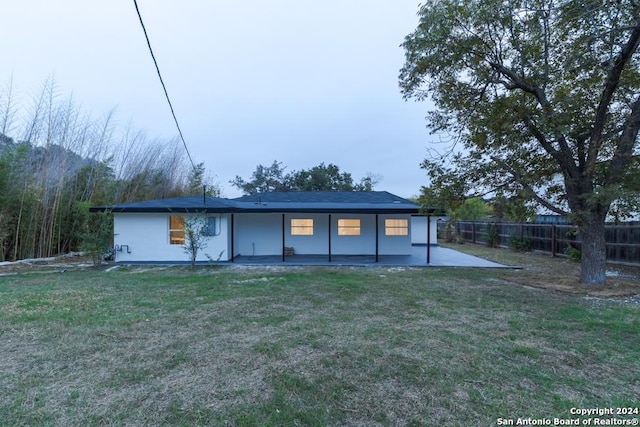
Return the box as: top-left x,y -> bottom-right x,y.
2,1 -> 435,198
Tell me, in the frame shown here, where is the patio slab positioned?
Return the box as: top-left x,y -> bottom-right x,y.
230,244 -> 506,268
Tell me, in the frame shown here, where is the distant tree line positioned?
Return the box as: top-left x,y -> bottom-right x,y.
230,161 -> 380,195
0,78 -> 216,261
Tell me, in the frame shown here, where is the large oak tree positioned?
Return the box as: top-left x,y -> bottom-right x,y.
400,0 -> 640,284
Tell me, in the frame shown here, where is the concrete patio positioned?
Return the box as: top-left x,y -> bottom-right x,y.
230,244 -> 506,268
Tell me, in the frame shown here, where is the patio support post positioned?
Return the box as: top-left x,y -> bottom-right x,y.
328,214 -> 332,262
231,214 -> 235,262
282,214 -> 286,262
375,214 -> 379,262
427,215 -> 431,265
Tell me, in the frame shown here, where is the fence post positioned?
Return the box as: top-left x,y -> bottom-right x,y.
472,222 -> 476,244
551,225 -> 556,257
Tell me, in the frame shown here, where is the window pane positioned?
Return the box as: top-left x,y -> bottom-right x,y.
385,218 -> 408,236
292,219 -> 313,227
338,219 -> 360,227
385,219 -> 406,227
385,228 -> 408,236
170,215 -> 184,229
338,227 -> 361,235
169,215 -> 185,244
170,230 -> 185,245
291,218 -> 313,235
338,218 -> 360,235
204,217 -> 217,236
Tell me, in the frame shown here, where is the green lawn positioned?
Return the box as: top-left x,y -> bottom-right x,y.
0,266 -> 638,426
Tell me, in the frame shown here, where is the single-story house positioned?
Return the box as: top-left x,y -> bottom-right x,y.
91,191 -> 439,264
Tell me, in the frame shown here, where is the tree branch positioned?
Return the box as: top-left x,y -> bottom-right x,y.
587,18 -> 640,169
488,61 -> 541,99
489,61 -> 579,178
604,93 -> 640,187
491,156 -> 568,216
522,114 -> 558,157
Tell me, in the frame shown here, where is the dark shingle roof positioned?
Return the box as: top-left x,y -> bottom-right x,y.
232,191 -> 419,213
90,196 -> 236,213
91,191 -> 420,214
234,191 -> 410,204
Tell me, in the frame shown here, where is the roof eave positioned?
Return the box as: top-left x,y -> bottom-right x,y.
89,207 -> 232,213
92,207 -> 419,214
232,208 -> 419,214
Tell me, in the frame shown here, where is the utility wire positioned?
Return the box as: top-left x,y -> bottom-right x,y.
132,0 -> 197,171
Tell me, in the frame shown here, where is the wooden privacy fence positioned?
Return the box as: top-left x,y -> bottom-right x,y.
447,221 -> 640,267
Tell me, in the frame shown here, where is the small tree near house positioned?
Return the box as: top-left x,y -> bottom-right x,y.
78,207 -> 113,267
182,214 -> 208,268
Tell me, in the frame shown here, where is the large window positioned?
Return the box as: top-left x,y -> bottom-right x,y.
385,218 -> 409,236
338,218 -> 361,235
291,218 -> 313,235
169,215 -> 185,245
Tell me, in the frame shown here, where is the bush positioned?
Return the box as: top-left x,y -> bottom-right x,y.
444,221 -> 456,243
508,234 -> 533,252
78,209 -> 113,267
486,222 -> 500,248
566,246 -> 581,262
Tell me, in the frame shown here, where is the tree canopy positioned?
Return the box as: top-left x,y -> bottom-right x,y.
231,161 -> 379,195
400,0 -> 640,284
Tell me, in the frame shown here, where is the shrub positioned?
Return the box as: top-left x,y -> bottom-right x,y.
566,246 -> 581,262
508,234 -> 533,252
486,222 -> 500,248
78,209 -> 113,267
444,221 -> 456,243
183,214 -> 209,269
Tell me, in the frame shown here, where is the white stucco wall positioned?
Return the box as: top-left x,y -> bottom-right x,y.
285,214 -> 330,255
113,211 -> 418,262
232,213 -> 414,256
410,216 -> 439,245
378,214 -> 413,255
233,213 -> 282,257
328,214 -> 376,255
113,213 -> 231,262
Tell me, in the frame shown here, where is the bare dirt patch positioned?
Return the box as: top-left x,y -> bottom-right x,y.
440,242 -> 640,298
0,253 -> 95,274
500,257 -> 640,298
501,271 -> 640,297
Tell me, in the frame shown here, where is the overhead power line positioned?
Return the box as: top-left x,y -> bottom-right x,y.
132,0 -> 197,171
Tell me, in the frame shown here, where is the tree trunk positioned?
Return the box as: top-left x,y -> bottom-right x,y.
579,214 -> 607,285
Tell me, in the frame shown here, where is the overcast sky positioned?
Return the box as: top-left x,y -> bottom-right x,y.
2,0 -> 435,198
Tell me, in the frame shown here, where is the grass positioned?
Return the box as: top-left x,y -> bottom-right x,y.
0,264 -> 638,426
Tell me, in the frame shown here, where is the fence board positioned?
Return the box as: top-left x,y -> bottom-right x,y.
442,221 -> 640,267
